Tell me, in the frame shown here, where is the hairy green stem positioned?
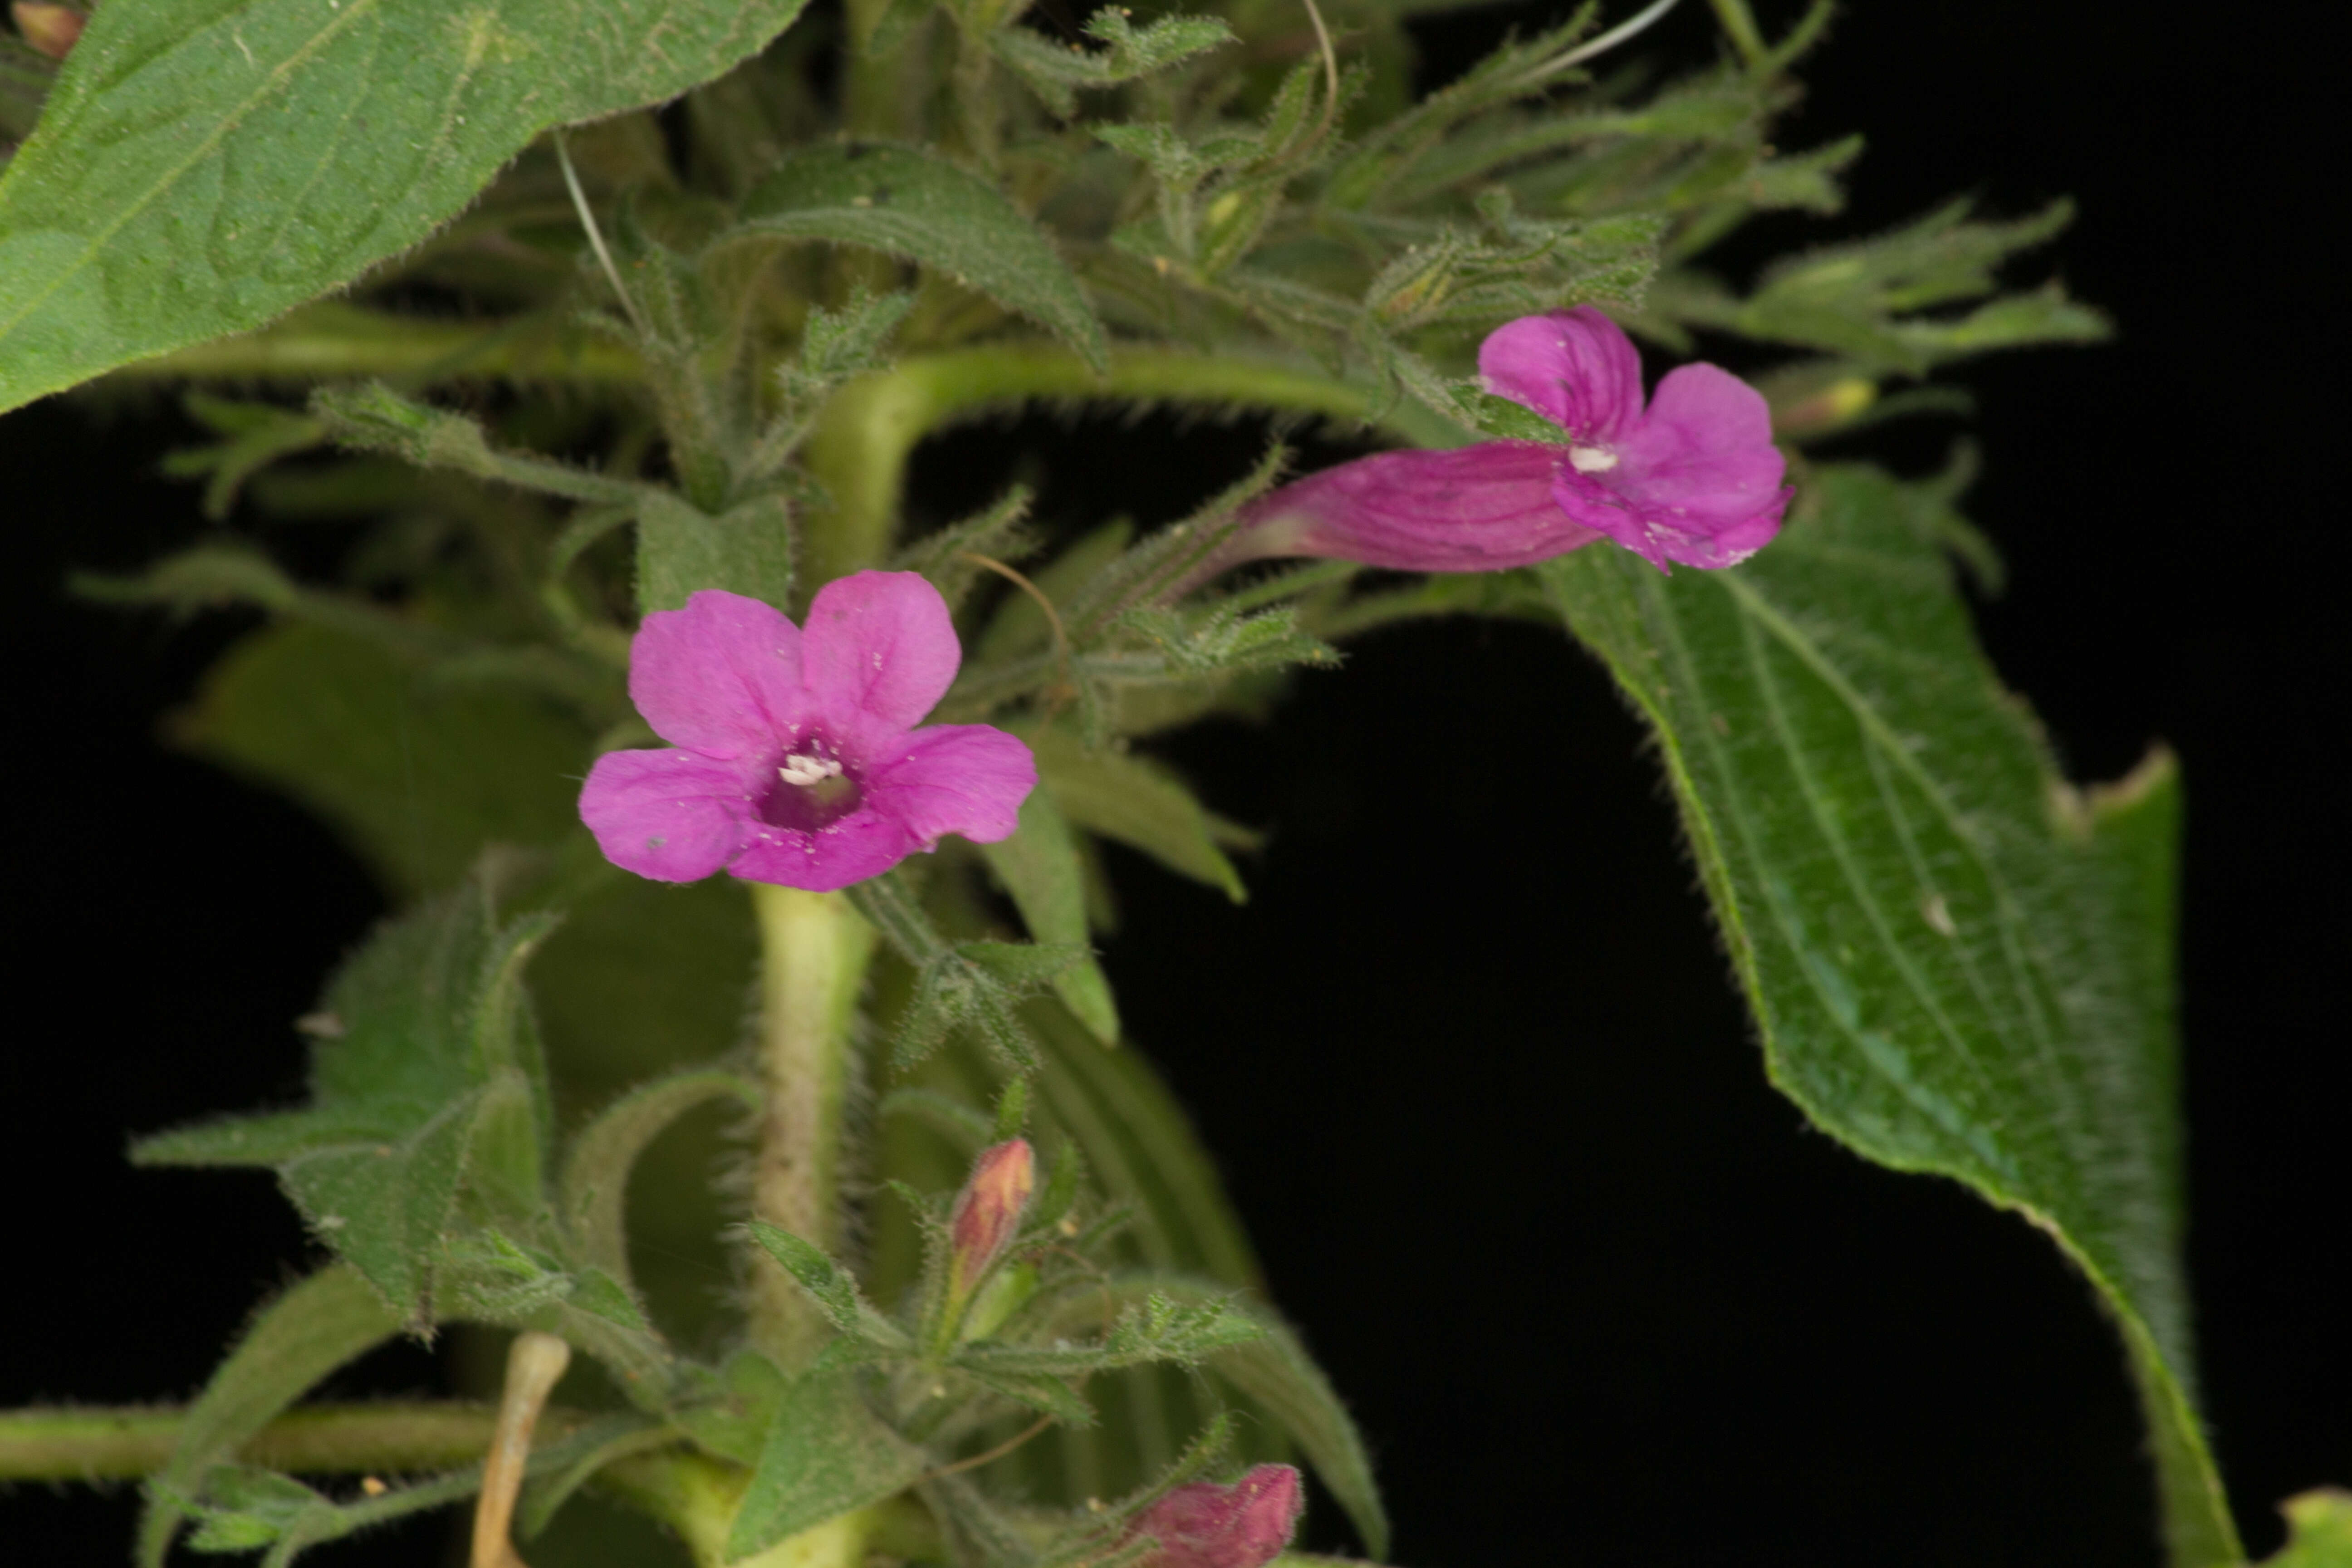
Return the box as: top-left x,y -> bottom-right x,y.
796,343 -> 1470,590
747,883 -> 881,1368
0,1402 -> 516,1480
1703,0 -> 1770,67
118,303 -> 644,385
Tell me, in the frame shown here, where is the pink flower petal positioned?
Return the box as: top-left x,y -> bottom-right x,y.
579,749 -> 754,882
1480,307 -> 1645,441
730,808 -> 924,893
867,724 -> 1037,848
629,591 -> 806,760
1127,1465 -> 1303,1568
1237,441 -> 1601,573
802,571 -> 963,741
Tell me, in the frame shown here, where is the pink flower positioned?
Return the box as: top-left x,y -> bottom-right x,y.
1231,307 -> 1791,574
579,573 -> 1035,892
1125,1466 -> 1303,1568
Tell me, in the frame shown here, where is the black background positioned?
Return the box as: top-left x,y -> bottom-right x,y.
4,1 -> 2344,1563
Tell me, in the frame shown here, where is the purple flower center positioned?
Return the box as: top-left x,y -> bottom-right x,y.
758,741 -> 864,831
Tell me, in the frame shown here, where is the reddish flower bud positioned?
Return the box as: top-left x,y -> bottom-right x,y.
947,1138 -> 1034,1294
1126,1465 -> 1303,1568
11,2 -> 85,60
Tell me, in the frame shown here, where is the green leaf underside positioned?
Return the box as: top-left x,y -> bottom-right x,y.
1539,466 -> 2238,1566
735,141 -> 1107,372
0,0 -> 817,412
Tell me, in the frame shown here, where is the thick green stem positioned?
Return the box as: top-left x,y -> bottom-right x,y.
0,1401 -> 514,1480
796,343 -> 1471,590
116,303 -> 644,385
747,883 -> 881,1368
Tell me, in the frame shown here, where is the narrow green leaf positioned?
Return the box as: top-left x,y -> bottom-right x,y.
561,1069 -> 759,1286
635,490 -> 797,613
735,141 -> 1107,372
724,1365 -> 928,1558
1539,463 -> 2239,1567
1027,726 -> 1247,902
0,0 -> 819,411
745,1220 -> 910,1350
982,791 -> 1122,1043
137,1265 -> 402,1568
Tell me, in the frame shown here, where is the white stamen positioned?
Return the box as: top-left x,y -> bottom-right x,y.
779,753 -> 844,787
1568,444 -> 1619,474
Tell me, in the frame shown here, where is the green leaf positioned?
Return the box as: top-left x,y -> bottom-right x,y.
635,489 -> 797,613
723,1364 -> 929,1559
134,878 -> 560,1322
172,621 -> 593,898
137,1265 -> 402,1568
1208,1310 -> 1386,1558
0,0 -> 819,411
1539,463 -> 2239,1567
981,791 -> 1122,1043
735,141 -> 1107,372
2264,1490 -> 2352,1568
745,1220 -> 911,1350
1027,725 -> 1248,902
561,1069 -> 759,1288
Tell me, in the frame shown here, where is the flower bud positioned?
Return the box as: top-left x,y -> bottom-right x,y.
1125,1465 -> 1303,1568
10,2 -> 85,60
946,1138 -> 1033,1296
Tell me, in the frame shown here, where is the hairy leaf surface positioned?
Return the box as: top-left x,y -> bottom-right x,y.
0,0 -> 817,411
1540,464 -> 2236,1566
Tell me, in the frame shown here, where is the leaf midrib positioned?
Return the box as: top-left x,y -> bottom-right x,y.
0,0 -> 393,344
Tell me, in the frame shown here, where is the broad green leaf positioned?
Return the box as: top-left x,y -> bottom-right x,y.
735,141 -> 1107,372
981,791 -> 1122,1042
134,878 -> 560,1322
174,621 -> 592,898
0,0 -> 818,412
724,1364 -> 928,1559
137,1265 -> 402,1568
1026,726 -> 1248,903
2264,1491 -> 2352,1568
1539,464 -> 2238,1567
